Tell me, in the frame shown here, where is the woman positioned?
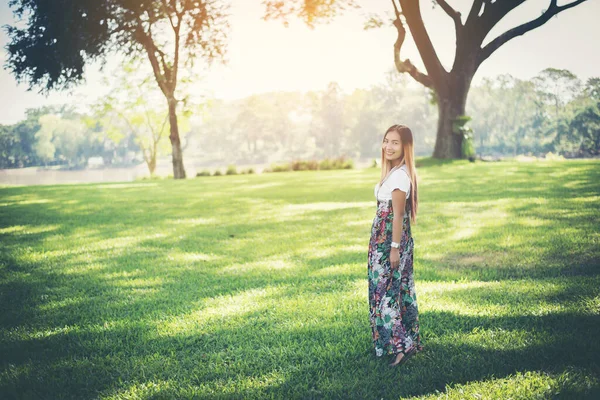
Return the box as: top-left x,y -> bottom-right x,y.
368,124 -> 423,368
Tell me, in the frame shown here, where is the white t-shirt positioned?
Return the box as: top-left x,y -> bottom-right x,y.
374,165 -> 411,201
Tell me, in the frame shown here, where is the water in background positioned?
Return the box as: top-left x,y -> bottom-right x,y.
0,158 -> 375,187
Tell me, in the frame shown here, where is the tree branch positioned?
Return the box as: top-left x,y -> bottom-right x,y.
478,0 -> 589,65
135,79 -> 159,139
475,0 -> 526,45
134,24 -> 169,95
147,23 -> 174,92
465,0 -> 483,25
397,0 -> 447,89
434,0 -> 462,29
171,11 -> 182,90
161,0 -> 177,31
392,7 -> 433,89
158,113 -> 169,142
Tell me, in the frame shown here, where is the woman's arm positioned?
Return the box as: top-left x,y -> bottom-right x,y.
390,189 -> 407,270
391,189 -> 407,244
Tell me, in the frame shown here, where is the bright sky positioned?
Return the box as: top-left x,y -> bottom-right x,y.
1,0 -> 598,125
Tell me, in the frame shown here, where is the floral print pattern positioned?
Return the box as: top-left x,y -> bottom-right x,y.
368,198 -> 423,357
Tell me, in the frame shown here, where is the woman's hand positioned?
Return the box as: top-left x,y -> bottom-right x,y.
390,247 -> 400,270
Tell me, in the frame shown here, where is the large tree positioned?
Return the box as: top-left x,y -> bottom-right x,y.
4,0 -> 228,178
264,0 -> 590,158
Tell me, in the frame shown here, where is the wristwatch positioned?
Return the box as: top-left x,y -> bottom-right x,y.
391,241 -> 400,249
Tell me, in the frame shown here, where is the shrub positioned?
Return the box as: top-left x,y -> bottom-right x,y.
270,163 -> 292,172
263,157 -> 355,173
319,159 -> 333,170
331,155 -> 353,169
545,152 -> 565,161
331,157 -> 343,169
461,137 -> 476,159
291,160 -> 319,171
213,170 -> 222,176
196,170 -> 211,177
226,164 -> 238,175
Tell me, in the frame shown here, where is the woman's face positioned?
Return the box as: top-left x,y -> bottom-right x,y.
383,131 -> 403,161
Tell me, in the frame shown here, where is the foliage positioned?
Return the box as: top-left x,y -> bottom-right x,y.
567,101 -> 600,155
4,0 -> 229,93
0,105 -> 88,168
195,170 -> 211,177
196,166 -> 255,177
461,139 -> 476,160
313,82 -> 346,159
265,163 -> 293,173
263,0 -> 357,28
291,160 -> 319,171
452,115 -> 476,159
544,151 -> 566,161
190,72 -> 438,166
466,72 -> 600,157
319,155 -> 353,170
264,156 -> 354,173
225,164 -> 238,175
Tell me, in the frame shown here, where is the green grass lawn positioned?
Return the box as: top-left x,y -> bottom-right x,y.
1,158 -> 599,399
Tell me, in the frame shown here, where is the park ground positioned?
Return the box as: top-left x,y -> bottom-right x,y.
0,158 -> 599,399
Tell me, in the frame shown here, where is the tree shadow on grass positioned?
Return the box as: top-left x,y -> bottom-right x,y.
1,300 -> 599,399
1,196 -> 598,336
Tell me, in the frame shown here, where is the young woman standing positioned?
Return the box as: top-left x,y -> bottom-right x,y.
368,124 -> 424,368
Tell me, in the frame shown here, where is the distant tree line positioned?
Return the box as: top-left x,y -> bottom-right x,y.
0,68 -> 598,170
468,69 -> 600,158
0,105 -> 139,170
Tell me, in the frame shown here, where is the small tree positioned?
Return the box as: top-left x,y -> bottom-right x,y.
93,61 -> 196,176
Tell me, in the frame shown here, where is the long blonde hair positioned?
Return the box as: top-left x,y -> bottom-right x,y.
379,124 -> 419,223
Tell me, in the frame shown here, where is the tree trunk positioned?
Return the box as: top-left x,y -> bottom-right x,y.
167,97 -> 186,179
433,95 -> 465,159
433,76 -> 471,159
148,157 -> 156,176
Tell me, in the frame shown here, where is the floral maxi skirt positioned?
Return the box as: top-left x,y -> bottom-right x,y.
367,199 -> 423,357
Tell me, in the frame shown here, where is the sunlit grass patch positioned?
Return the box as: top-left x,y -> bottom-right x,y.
409,367 -> 599,399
